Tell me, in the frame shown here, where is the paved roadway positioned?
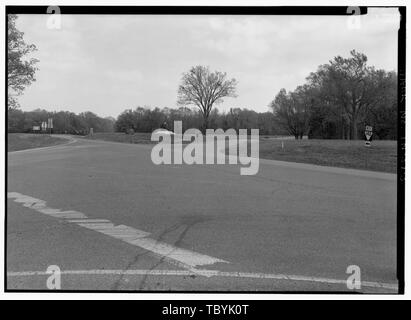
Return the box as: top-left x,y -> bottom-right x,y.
7,136 -> 398,292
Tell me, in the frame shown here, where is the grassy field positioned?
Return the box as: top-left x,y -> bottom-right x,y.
83,132 -> 155,144
83,132 -> 194,145
84,132 -> 397,173
8,133 -> 67,152
245,138 -> 397,173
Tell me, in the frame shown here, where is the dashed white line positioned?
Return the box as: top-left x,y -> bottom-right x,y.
7,191 -> 398,292
7,192 -> 228,269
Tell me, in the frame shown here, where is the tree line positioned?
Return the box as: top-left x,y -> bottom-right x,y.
8,106 -> 286,137
115,53 -> 397,140
116,106 -> 285,136
8,108 -> 115,134
269,50 -> 397,140
8,14 -> 397,140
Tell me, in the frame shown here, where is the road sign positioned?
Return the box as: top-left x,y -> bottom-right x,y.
33,126 -> 40,131
48,118 -> 53,129
365,125 -> 373,142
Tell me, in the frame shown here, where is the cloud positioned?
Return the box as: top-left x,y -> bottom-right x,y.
191,16 -> 279,63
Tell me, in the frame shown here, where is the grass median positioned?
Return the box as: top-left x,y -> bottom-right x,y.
82,132 -> 397,173
233,138 -> 397,173
83,132 -> 192,145
83,132 -> 155,144
8,133 -> 68,152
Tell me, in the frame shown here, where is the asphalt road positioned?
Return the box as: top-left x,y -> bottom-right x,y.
7,135 -> 398,292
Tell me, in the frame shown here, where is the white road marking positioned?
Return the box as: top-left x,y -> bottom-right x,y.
67,219 -> 110,223
7,191 -> 398,291
6,269 -> 398,291
7,192 -> 227,269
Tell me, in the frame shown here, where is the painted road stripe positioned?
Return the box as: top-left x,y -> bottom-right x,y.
67,219 -> 111,223
8,192 -> 398,291
6,269 -> 398,291
7,192 -> 227,268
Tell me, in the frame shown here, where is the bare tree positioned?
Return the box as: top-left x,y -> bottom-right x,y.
177,65 -> 238,133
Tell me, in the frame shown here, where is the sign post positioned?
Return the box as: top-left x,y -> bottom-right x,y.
364,125 -> 373,147
364,125 -> 373,169
47,118 -> 53,135
41,121 -> 47,133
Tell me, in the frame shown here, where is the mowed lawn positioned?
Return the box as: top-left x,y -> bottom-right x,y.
84,132 -> 397,173
255,138 -> 397,173
8,133 -> 67,152
83,132 -> 155,144
83,132 -> 192,145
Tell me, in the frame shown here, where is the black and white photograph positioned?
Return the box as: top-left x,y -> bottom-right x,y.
4,4 -> 406,297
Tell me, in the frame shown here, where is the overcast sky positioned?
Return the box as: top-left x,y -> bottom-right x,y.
15,8 -> 399,118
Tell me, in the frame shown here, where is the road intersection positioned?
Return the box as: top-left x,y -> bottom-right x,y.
7,136 -> 398,292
